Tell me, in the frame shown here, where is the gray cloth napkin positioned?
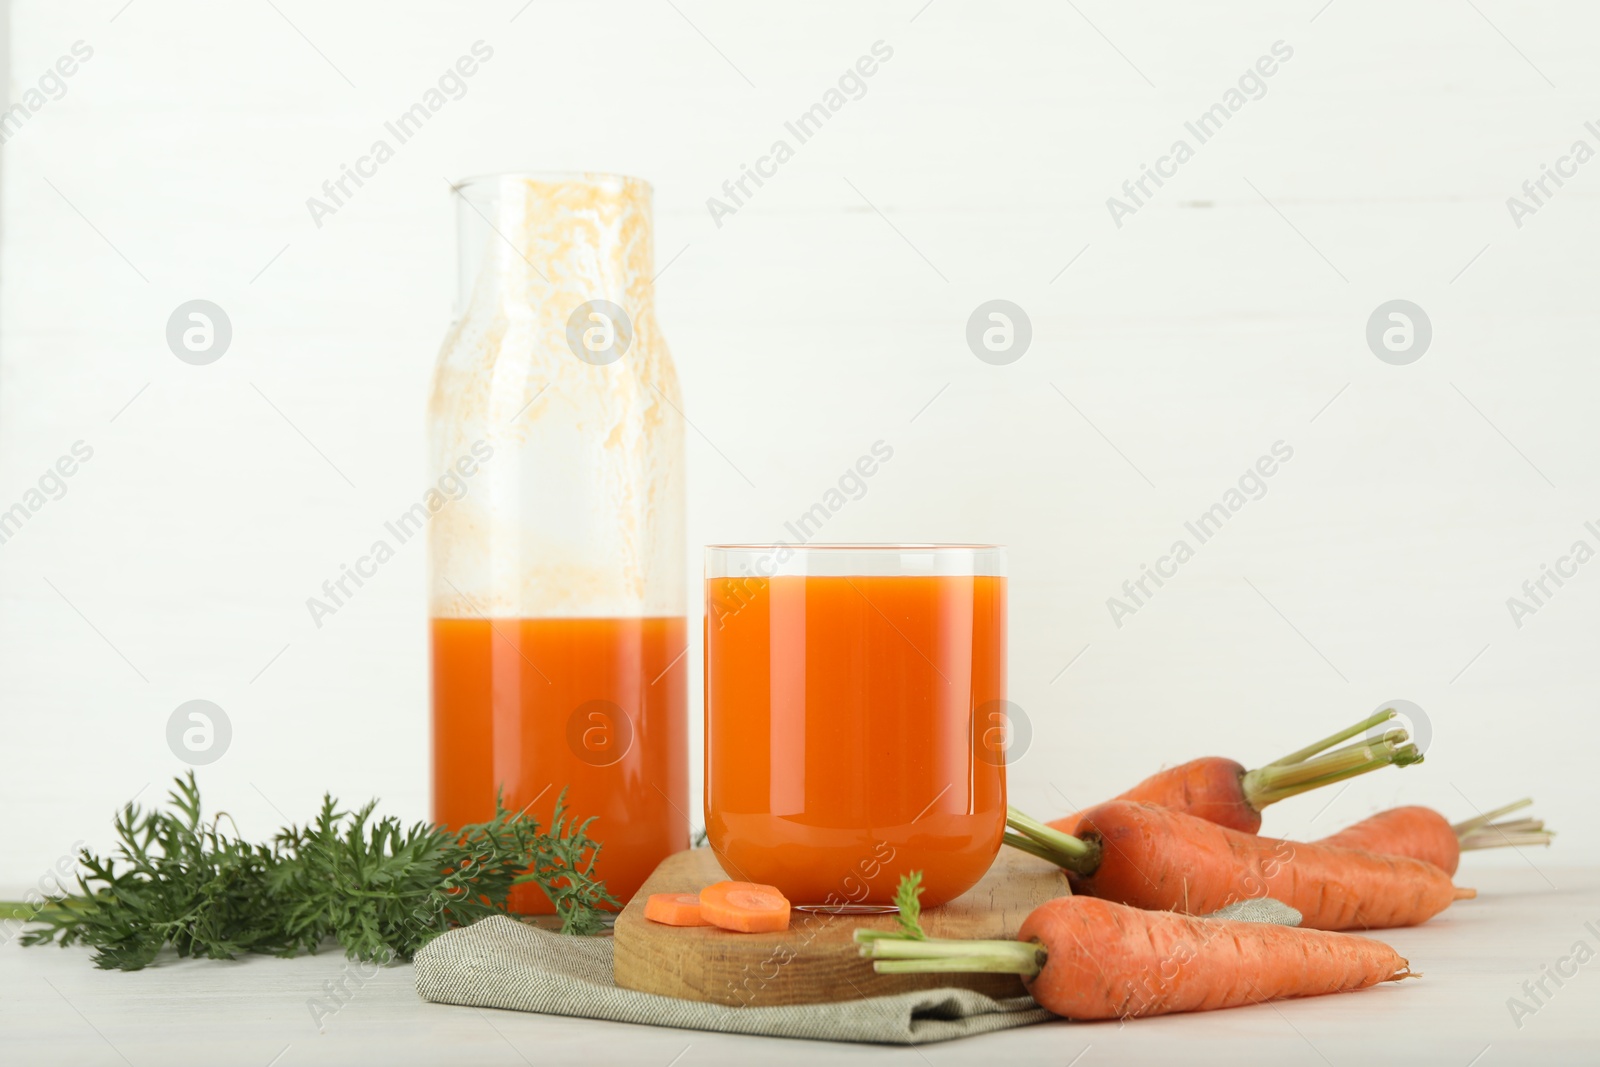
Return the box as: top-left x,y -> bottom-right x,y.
413,915 -> 1052,1045
413,900 -> 1302,1045
1206,898 -> 1303,926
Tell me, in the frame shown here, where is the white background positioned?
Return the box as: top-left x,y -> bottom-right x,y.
3,0 -> 1596,897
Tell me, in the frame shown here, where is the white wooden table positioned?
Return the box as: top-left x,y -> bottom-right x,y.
2,866 -> 1595,1066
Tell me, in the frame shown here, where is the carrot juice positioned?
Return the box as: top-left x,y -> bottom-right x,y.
704,546 -> 1007,907
431,615 -> 689,912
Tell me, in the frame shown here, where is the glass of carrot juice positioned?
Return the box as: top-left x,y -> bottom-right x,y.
704,544 -> 1007,908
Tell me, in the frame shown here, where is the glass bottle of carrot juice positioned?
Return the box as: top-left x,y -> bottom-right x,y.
427,172 -> 687,912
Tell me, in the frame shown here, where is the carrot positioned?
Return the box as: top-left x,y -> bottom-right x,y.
643,892 -> 711,927
1007,800 -> 1472,931
858,892 -> 1414,1020
1317,807 -> 1460,873
1043,709 -> 1422,837
1315,799 -> 1553,875
698,880 -> 791,933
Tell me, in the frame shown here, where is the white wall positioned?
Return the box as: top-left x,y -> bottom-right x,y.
2,0 -> 1595,890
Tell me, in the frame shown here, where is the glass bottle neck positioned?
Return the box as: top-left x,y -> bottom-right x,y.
454,172 -> 655,321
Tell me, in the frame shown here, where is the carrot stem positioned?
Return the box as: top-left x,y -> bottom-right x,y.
1003,831 -> 1062,863
1004,808 -> 1101,874
1450,798 -> 1532,838
1256,744 -> 1380,788
1472,818 -> 1543,836
872,956 -> 1039,975
853,929 -> 912,943
1461,829 -> 1553,851
1243,740 -> 1422,808
859,936 -> 1023,958
1263,709 -> 1397,768
1316,729 -> 1408,760
859,933 -> 1044,976
1446,798 -> 1554,852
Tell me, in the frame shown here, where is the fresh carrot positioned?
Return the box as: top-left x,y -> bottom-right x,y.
1315,799 -> 1553,876
858,887 -> 1415,1019
1041,709 -> 1422,837
698,880 -> 791,933
643,892 -> 711,927
1317,807 -> 1461,874
1005,800 -> 1473,931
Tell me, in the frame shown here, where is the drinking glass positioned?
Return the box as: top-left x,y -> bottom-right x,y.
704,544 -> 1007,908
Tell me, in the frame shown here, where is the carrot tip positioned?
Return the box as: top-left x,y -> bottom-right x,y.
1454,887 -> 1478,901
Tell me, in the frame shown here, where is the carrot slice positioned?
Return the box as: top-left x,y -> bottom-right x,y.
644,892 -> 711,927
698,880 -> 791,933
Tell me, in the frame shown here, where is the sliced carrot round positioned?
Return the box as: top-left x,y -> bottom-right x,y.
698,880 -> 791,933
644,892 -> 710,927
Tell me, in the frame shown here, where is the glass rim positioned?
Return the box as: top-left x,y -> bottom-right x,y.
706,542 -> 1003,552
450,170 -> 652,193
705,543 -> 1005,578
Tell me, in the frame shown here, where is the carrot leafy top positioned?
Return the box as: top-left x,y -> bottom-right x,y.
893,871 -> 926,940
6,772 -> 615,970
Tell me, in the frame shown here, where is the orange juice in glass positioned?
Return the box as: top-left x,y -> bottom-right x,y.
704,544 -> 1007,907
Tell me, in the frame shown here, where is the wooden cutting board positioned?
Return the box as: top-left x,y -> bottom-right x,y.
612,847 -> 1069,1007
